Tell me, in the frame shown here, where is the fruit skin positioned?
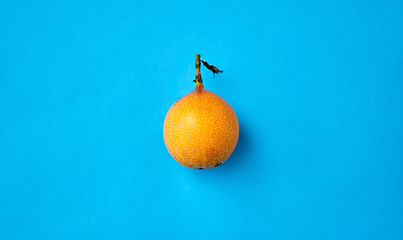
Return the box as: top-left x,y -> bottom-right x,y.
163,82 -> 239,169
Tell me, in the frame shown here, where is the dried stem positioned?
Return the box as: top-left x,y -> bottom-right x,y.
194,54 -> 202,83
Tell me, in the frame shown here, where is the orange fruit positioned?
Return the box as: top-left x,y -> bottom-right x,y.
163,81 -> 239,170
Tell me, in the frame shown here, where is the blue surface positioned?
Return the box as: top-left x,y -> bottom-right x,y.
1,1 -> 403,239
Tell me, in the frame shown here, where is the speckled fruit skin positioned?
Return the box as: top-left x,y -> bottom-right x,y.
163,82 -> 239,169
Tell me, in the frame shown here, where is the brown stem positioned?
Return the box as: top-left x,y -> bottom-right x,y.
195,54 -> 202,83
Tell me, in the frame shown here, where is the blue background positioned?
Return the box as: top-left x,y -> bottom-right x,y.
1,1 -> 403,239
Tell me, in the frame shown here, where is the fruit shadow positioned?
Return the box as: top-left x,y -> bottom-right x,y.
218,121 -> 251,172
185,118 -> 270,199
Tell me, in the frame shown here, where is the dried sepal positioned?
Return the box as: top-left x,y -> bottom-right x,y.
201,60 -> 223,78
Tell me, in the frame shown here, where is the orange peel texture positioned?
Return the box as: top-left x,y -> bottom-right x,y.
163,82 -> 239,169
